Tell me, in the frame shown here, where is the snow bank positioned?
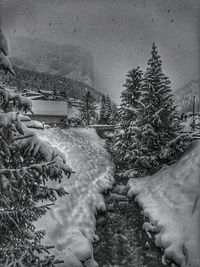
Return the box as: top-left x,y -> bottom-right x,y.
71,127 -> 106,147
127,141 -> 200,267
35,128 -> 115,267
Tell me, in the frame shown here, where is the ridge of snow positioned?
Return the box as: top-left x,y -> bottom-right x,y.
127,141 -> 200,267
34,127 -> 115,267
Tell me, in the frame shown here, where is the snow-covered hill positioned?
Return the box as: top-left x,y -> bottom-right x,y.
34,128 -> 115,267
128,141 -> 200,267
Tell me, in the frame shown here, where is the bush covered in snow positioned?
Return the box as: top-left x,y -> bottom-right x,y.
67,115 -> 83,128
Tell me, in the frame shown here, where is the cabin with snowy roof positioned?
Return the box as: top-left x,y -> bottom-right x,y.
27,100 -> 68,127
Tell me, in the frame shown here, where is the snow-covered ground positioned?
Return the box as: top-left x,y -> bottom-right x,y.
127,141 -> 200,267
35,127 -> 115,267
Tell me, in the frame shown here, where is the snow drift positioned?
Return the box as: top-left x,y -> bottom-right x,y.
128,141 -> 200,267
34,127 -> 115,267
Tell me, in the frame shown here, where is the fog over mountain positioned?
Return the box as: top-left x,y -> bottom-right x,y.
0,0 -> 199,102
9,36 -> 94,87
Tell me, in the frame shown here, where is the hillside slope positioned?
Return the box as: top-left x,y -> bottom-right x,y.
5,66 -> 102,101
9,36 -> 94,87
35,128 -> 115,266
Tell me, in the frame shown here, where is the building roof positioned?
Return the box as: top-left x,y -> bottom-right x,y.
28,95 -> 47,100
28,100 -> 68,116
39,89 -> 54,96
22,89 -> 42,96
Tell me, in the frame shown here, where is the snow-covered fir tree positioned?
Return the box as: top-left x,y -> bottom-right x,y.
99,94 -> 118,125
79,91 -> 96,126
99,94 -> 106,124
114,66 -> 143,168
0,28 -> 72,265
108,103 -> 119,125
0,86 -> 73,266
131,43 -> 189,176
104,95 -> 112,124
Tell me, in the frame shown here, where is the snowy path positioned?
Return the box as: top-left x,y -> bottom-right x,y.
35,128 -> 115,267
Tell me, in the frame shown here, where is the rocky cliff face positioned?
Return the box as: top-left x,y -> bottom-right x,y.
174,80 -> 200,113
9,36 -> 94,87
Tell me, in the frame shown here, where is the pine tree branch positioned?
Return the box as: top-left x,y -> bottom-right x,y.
14,134 -> 34,141
0,161 -> 55,173
39,185 -> 68,194
0,203 -> 54,214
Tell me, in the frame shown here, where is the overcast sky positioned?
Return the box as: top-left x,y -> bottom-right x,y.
0,0 -> 199,102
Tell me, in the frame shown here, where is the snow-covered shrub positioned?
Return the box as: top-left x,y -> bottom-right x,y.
0,85 -> 73,266
68,115 -> 83,127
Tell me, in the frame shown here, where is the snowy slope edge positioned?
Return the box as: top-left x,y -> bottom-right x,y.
127,141 -> 200,267
35,128 -> 115,267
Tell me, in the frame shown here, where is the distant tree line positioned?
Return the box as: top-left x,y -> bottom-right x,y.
5,66 -> 102,102
78,92 -> 119,126
4,65 -> 120,127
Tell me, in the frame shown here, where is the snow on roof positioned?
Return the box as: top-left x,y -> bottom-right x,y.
68,98 -> 82,103
28,95 -> 47,100
22,89 -> 41,95
39,89 -> 54,96
28,100 -> 68,116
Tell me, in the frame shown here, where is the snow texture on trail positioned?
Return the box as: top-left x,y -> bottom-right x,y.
35,128 -> 115,267
128,141 -> 200,267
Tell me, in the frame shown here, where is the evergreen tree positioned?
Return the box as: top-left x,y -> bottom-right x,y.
0,87 -> 72,266
114,66 -> 143,167
104,95 -> 112,124
0,29 -> 72,266
99,94 -> 106,124
79,91 -> 96,126
108,103 -> 119,125
132,43 -> 189,176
